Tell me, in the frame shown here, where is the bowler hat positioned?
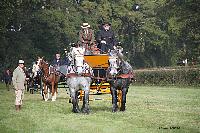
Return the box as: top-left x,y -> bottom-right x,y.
102,22 -> 111,26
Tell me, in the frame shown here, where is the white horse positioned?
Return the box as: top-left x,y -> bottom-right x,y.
66,46 -> 93,114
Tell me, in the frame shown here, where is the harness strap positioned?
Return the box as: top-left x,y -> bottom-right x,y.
116,73 -> 134,79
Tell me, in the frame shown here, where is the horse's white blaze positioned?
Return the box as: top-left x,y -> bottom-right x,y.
109,56 -> 119,76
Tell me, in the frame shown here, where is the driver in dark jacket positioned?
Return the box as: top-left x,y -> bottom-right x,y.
96,22 -> 118,53
51,53 -> 63,67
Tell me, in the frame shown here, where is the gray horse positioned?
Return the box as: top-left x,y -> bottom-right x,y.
108,48 -> 134,112
61,46 -> 92,114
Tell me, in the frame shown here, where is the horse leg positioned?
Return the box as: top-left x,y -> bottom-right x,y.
120,87 -> 128,111
54,84 -> 58,100
71,90 -> 80,113
82,90 -> 90,114
40,79 -> 44,100
51,82 -> 55,101
111,86 -> 118,112
120,79 -> 129,111
43,83 -> 48,101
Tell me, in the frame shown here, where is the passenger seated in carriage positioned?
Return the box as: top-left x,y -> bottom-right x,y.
51,52 -> 70,81
63,49 -> 71,66
79,23 -> 95,50
96,22 -> 118,54
51,53 -> 63,67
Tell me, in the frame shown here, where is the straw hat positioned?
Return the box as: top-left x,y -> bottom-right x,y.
18,60 -> 24,64
81,23 -> 90,28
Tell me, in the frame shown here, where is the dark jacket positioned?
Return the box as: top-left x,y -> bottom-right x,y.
96,28 -> 117,47
62,56 -> 70,66
51,59 -> 63,66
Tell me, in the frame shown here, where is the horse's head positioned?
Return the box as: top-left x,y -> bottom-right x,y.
120,60 -> 133,74
71,46 -> 86,74
37,57 -> 49,74
108,49 -> 133,77
108,50 -> 121,76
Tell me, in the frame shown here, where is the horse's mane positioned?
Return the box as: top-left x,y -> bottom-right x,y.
114,49 -> 133,74
121,60 -> 133,72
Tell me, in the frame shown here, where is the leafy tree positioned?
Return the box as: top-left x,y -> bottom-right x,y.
0,0 -> 199,72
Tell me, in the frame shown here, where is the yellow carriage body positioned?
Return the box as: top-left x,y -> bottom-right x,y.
84,54 -> 109,68
83,54 -> 122,108
84,54 -> 111,94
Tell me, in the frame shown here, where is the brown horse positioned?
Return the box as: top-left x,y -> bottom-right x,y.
37,57 -> 60,101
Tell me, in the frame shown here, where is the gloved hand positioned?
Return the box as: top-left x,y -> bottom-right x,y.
100,40 -> 106,44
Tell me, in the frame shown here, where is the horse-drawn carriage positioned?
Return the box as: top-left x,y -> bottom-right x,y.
68,45 -> 134,112
35,43 -> 134,113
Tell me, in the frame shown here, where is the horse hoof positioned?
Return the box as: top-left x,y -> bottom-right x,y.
45,99 -> 48,102
52,99 -> 56,102
120,108 -> 125,111
69,99 -> 72,103
120,106 -> 126,111
72,107 -> 81,113
82,108 -> 90,114
112,105 -> 118,112
112,108 -> 118,112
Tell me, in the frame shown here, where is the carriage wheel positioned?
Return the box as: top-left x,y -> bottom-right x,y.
117,89 -> 122,108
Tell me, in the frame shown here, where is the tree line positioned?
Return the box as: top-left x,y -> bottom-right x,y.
0,0 -> 199,71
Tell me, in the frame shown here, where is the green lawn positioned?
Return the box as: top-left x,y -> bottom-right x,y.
0,83 -> 199,133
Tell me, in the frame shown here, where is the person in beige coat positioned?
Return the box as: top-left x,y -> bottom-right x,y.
12,60 -> 26,111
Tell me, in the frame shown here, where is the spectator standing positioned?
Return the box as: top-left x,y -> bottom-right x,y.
12,60 -> 27,111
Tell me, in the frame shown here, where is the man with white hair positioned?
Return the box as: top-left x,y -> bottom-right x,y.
12,60 -> 27,111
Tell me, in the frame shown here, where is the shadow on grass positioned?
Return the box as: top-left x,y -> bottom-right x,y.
90,105 -> 111,113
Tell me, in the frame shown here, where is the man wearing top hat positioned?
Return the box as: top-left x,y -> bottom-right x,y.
79,23 -> 95,49
96,22 -> 118,53
12,60 -> 26,111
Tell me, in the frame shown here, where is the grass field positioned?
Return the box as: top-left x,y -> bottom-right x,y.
0,83 -> 199,133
